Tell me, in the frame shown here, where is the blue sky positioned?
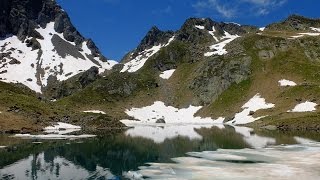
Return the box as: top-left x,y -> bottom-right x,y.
56,0 -> 320,61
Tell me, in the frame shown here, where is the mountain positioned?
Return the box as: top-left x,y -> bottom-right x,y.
1,1 -> 320,132
59,15 -> 320,131
0,0 -> 117,93
0,0 -> 122,133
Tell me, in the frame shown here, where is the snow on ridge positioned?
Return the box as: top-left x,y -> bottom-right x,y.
259,27 -> 266,31
227,93 -> 275,125
195,25 -> 205,30
159,69 -> 176,79
204,31 -> 240,56
226,22 -> 241,26
288,101 -> 317,112
0,22 -> 117,93
83,110 -> 106,114
278,79 -> 297,87
121,36 -> 175,73
208,26 -> 219,42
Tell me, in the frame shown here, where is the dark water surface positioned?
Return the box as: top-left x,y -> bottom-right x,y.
0,125 -> 319,179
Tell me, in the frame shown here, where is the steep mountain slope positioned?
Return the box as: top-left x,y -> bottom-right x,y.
0,0 -> 117,93
0,0 -> 123,132
59,15 -> 320,130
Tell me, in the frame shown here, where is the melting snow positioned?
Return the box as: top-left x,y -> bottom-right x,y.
289,32 -> 320,39
278,79 -> 297,87
121,101 -> 222,125
83,110 -> 106,114
195,25 -> 205,30
126,143 -> 320,180
288,101 -> 317,112
259,27 -> 266,31
159,69 -> 175,79
14,122 -> 95,139
208,26 -> 219,42
310,27 -> 320,32
227,93 -> 275,125
0,146 -> 6,149
204,31 -> 239,56
121,36 -> 175,73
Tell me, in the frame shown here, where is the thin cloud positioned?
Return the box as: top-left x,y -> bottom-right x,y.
193,0 -> 237,18
193,0 -> 287,18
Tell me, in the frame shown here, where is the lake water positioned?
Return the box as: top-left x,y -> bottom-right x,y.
0,124 -> 319,179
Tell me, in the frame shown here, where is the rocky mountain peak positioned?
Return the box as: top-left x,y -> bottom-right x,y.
0,0 -> 117,93
135,26 -> 174,53
266,14 -> 320,31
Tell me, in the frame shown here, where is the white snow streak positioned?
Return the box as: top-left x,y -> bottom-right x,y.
121,36 -> 175,73
83,110 -> 106,114
259,27 -> 266,31
204,31 -> 239,56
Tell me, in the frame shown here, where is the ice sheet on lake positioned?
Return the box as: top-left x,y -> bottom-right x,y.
124,142 -> 320,180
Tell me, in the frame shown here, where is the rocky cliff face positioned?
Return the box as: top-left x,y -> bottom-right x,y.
0,0 -> 116,93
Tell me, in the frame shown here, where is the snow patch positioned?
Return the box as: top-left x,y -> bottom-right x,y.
278,79 -> 297,87
159,69 -> 175,79
204,31 -> 239,56
83,110 -> 106,114
310,27 -> 320,32
227,93 -> 275,125
259,27 -> 266,31
121,36 -> 175,73
289,32 -> 320,39
195,25 -> 205,30
121,101 -> 222,125
288,101 -> 317,112
0,146 -> 6,149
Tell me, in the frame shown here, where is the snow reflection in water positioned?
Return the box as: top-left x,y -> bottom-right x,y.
124,142 -> 320,180
0,153 -> 115,180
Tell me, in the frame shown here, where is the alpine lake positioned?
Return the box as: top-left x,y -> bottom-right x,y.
0,124 -> 320,179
